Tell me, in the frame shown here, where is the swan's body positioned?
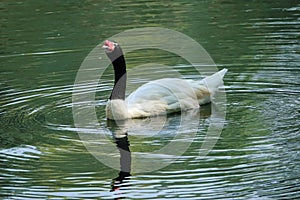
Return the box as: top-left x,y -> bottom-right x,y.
103,40 -> 227,120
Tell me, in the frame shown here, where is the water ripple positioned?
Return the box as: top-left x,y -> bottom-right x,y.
0,49 -> 80,58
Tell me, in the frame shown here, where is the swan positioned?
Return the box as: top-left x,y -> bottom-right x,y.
102,40 -> 227,120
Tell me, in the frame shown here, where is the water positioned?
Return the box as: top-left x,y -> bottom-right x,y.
1,0 -> 299,199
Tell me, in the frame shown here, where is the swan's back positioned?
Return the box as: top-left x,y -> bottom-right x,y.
126,78 -> 205,118
126,69 -> 227,118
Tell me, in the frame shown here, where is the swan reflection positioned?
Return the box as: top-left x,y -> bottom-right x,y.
107,105 -> 212,195
107,120 -> 131,193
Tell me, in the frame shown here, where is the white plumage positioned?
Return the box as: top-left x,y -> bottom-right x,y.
106,69 -> 227,120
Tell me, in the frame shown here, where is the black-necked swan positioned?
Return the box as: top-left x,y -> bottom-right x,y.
103,40 -> 227,120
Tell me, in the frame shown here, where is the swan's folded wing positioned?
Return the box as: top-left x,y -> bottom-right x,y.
126,78 -> 199,118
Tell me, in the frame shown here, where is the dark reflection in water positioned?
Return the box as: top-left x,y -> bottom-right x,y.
103,106 -> 211,199
107,120 -> 131,194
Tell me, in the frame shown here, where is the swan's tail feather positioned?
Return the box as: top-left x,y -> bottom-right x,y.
201,68 -> 227,93
188,68 -> 227,105
217,68 -> 228,79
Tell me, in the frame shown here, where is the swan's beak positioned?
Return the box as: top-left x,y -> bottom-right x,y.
102,40 -> 116,52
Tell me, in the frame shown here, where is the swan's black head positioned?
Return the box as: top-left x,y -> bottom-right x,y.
102,40 -> 124,62
103,40 -> 127,100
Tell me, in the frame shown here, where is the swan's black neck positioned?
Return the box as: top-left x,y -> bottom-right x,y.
106,45 -> 127,100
